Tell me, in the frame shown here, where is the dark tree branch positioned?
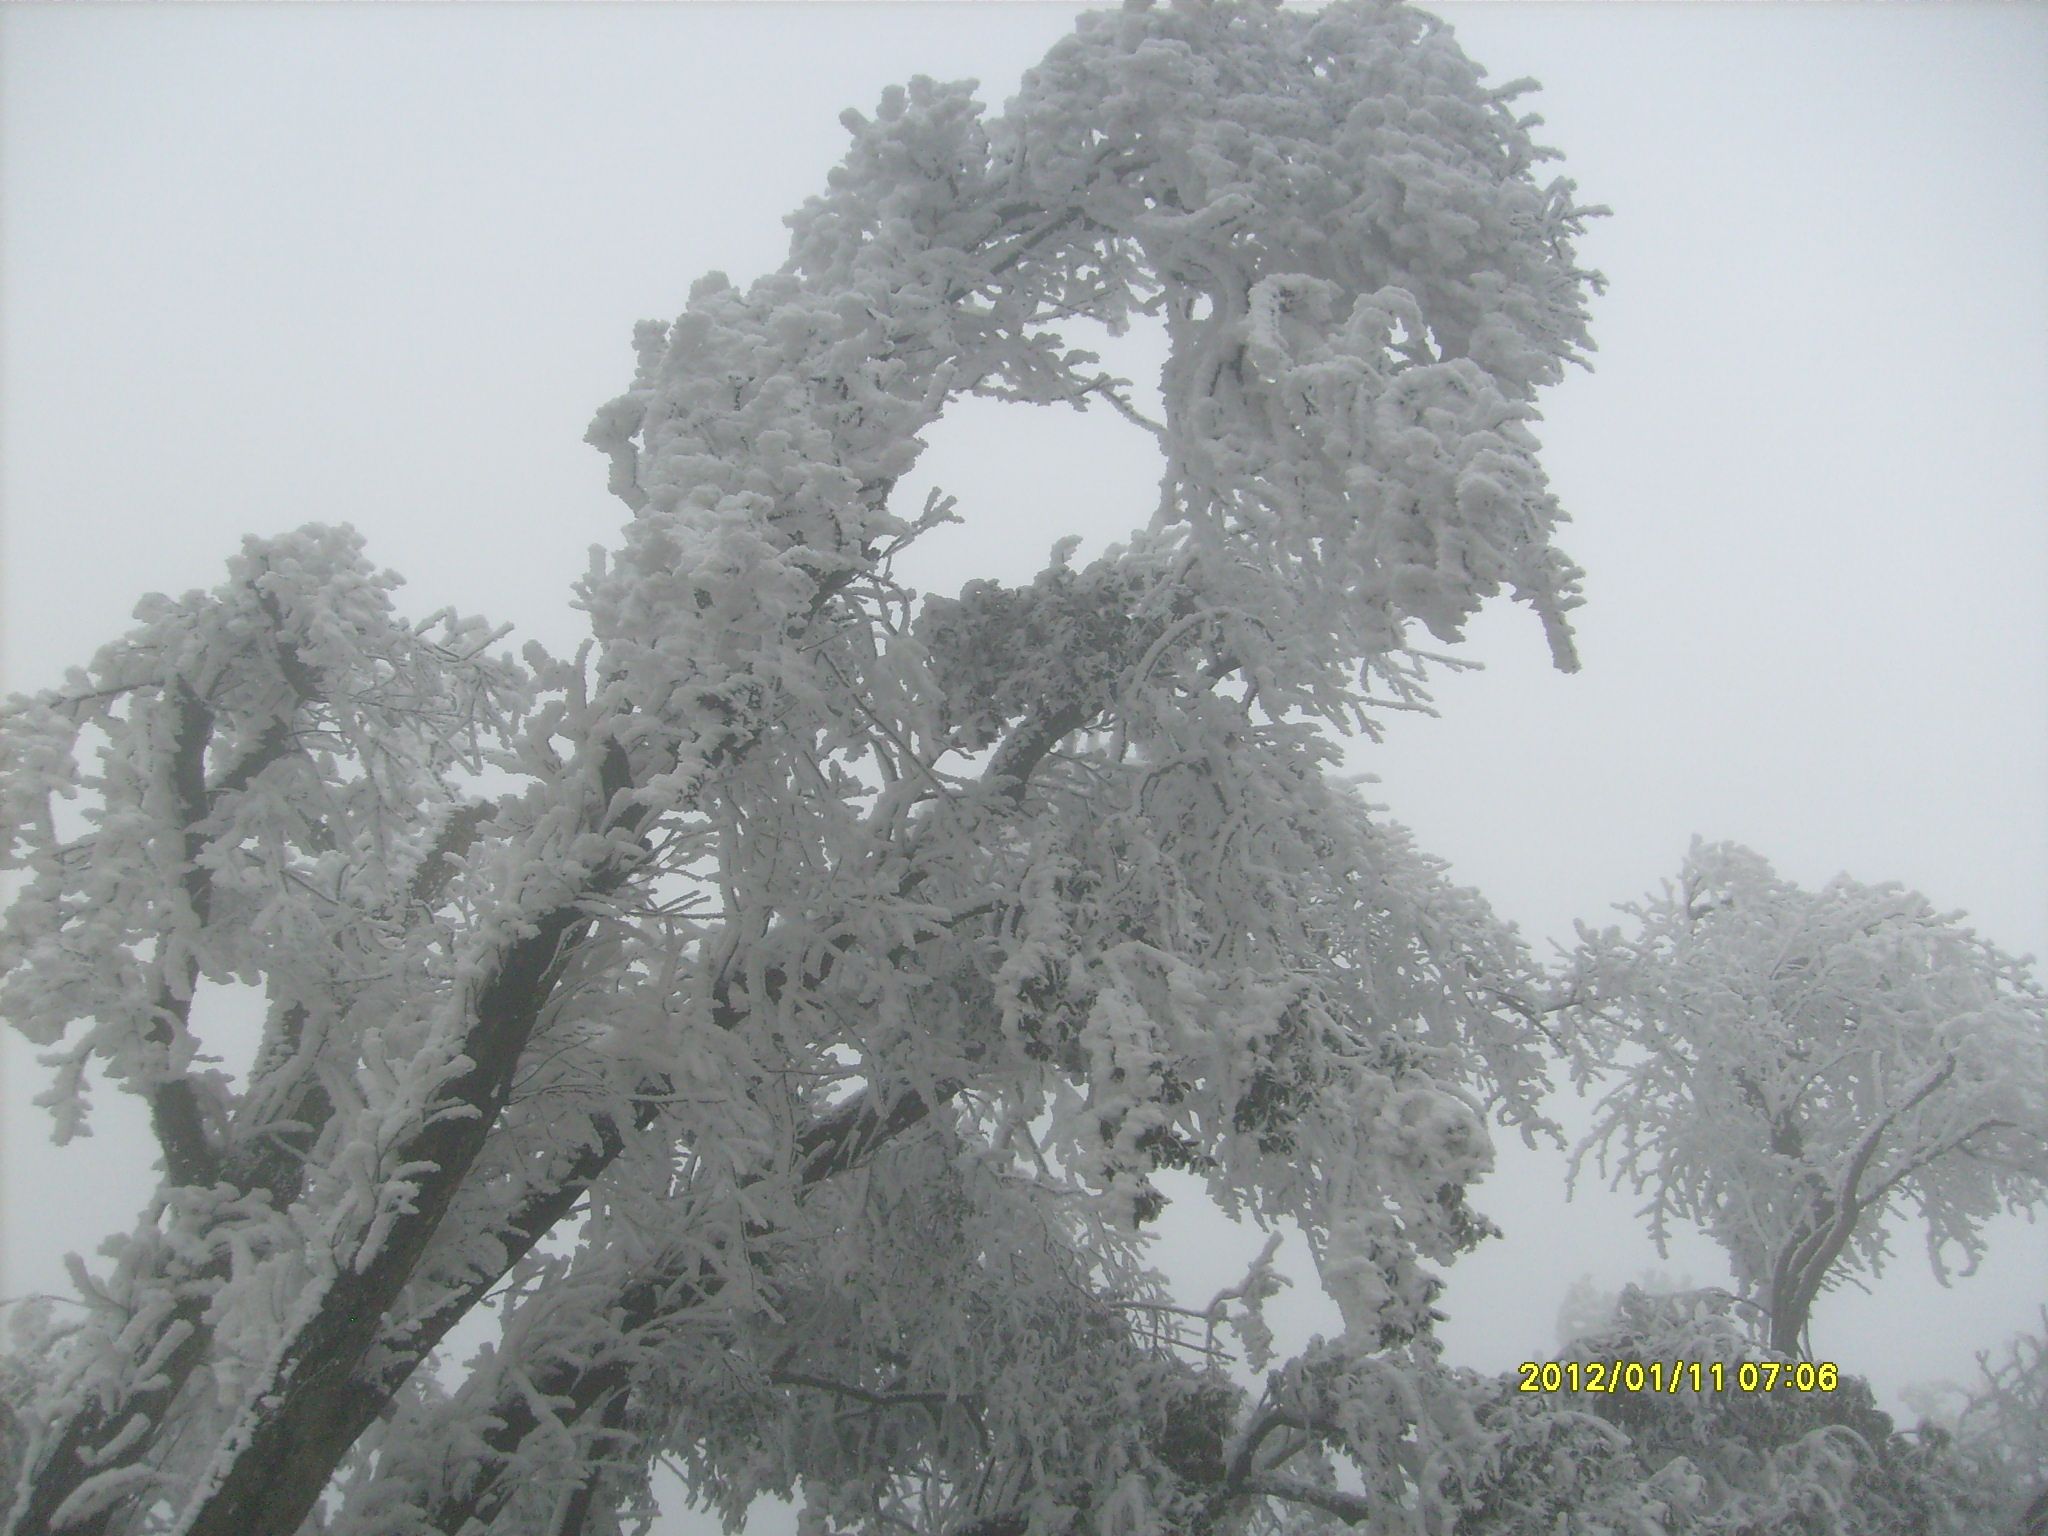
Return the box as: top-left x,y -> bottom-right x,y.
989,700 -> 1093,809
203,717 -> 296,807
1769,1052 -> 1962,1354
769,1369 -> 976,1420
1241,1474 -> 1371,1524
421,1078 -> 958,1536
147,680 -> 224,1189
142,584 -> 337,1193
405,802 -> 495,909
167,771 -> 659,1536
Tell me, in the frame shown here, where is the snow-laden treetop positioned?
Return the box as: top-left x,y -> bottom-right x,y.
0,6 -> 1614,1534
585,0 -> 1599,792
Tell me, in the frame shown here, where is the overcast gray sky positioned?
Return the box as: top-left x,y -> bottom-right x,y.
4,5 -> 2044,1532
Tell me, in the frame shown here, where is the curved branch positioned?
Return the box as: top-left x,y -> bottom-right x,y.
1242,1474 -> 1371,1525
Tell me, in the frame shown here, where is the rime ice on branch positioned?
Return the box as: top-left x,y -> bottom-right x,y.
1,4 -> 1606,1533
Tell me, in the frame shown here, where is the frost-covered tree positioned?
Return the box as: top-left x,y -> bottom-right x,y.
0,3 -> 1607,1532
1458,1287 -> 2002,1536
1563,841 -> 2048,1359
1927,1311 -> 2048,1535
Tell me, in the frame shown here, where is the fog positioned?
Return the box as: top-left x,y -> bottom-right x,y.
3,5 -> 2042,1532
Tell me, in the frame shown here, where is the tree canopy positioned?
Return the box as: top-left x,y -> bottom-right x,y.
9,6 -> 2047,1534
1562,840 -> 2048,1358
0,3 -> 1609,1533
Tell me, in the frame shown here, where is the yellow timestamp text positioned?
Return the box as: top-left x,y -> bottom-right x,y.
1516,1360 -> 1840,1395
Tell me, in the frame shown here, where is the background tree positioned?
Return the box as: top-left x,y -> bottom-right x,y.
0,3 -> 1604,1532
1457,1286 -> 2002,1536
1918,1310 -> 2048,1536
1562,840 -> 2048,1359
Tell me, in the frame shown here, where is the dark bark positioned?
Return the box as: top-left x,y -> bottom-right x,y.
147,681 -> 224,1189
427,1083 -> 952,1536
6,1304 -> 214,1536
174,893 -> 619,1536
1764,1054 -> 1962,1359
